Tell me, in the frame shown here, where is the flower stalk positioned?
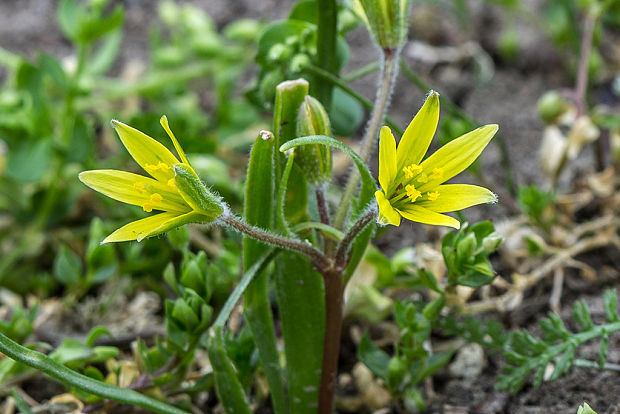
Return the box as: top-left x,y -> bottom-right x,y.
334,48 -> 398,230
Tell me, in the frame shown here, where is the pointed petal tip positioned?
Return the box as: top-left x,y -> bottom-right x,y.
427,90 -> 440,99
110,119 -> 120,129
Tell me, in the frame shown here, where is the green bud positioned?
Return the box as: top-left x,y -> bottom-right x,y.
290,54 -> 311,73
173,164 -> 224,220
387,356 -> 407,389
295,95 -> 333,184
268,43 -> 293,63
456,232 -> 477,261
171,298 -> 199,330
482,232 -> 503,252
537,91 -> 569,124
223,19 -> 261,42
354,0 -> 411,50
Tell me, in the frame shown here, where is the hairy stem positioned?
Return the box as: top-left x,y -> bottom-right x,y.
220,214 -> 330,269
335,206 -> 377,269
333,49 -> 398,230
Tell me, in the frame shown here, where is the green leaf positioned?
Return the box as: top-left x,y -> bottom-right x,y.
358,333 -> 390,379
242,131 -> 286,414
53,245 -> 82,286
10,389 -> 33,414
38,53 -> 68,91
77,5 -> 124,44
0,332 -> 189,414
603,289 -> 619,323
57,0 -> 80,40
455,270 -> 494,288
6,140 -> 52,183
207,327 -> 252,414
330,87 -> 364,136
422,296 -> 445,321
85,327 -> 112,347
598,334 -> 608,369
87,30 -> 123,75
418,269 -> 442,293
274,253 -> 324,414
573,300 -> 593,331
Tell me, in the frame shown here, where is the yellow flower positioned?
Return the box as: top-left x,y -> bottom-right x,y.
79,116 -> 223,243
375,91 -> 498,228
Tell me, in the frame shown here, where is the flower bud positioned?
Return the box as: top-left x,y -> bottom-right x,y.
173,164 -> 224,220
537,91 -> 569,124
482,232 -> 503,252
295,95 -> 333,184
353,0 -> 411,50
456,232 -> 477,261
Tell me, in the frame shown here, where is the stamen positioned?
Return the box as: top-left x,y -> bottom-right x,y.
416,173 -> 428,183
409,163 -> 423,174
160,115 -> 189,165
432,167 -> 444,179
150,193 -> 163,203
402,166 -> 413,179
167,178 -> 176,188
427,191 -> 440,201
142,202 -> 153,212
405,184 -> 421,203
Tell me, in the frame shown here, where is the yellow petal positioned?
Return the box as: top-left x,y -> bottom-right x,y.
417,184 -> 497,213
378,126 -> 397,193
111,120 -> 179,182
102,211 -> 205,243
417,124 -> 498,192
79,170 -> 191,213
375,190 -> 400,226
396,91 -> 440,174
396,204 -> 460,229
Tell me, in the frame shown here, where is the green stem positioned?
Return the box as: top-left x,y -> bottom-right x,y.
75,62 -> 212,110
315,0 -> 338,109
343,62 -> 380,82
333,49 -> 397,230
334,206 -> 377,269
0,332 -> 188,414
291,221 -> 344,241
301,63 -> 403,134
220,214 -> 330,270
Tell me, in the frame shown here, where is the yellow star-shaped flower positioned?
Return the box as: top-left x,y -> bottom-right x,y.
375,91 -> 498,228
79,116 -> 223,243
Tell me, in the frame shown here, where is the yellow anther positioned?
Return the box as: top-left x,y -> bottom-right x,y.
409,163 -> 423,174
403,164 -> 423,180
416,173 -> 428,183
133,181 -> 147,192
427,191 -> 440,201
432,167 -> 444,179
167,178 -> 176,188
402,166 -> 414,179
145,162 -> 171,173
150,193 -> 163,203
142,203 -> 153,212
405,184 -> 421,202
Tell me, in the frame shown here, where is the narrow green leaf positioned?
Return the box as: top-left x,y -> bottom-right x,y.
603,289 -> 619,323
358,333 -> 390,380
242,131 -> 287,414
572,300 -> 593,331
0,332 -> 188,414
207,327 -> 252,414
275,253 -> 324,414
598,334 -> 608,369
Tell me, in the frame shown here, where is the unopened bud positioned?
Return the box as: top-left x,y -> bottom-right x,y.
295,95 -> 333,184
537,91 -> 569,124
354,0 -> 411,50
482,232 -> 503,252
174,164 -> 224,220
456,232 -> 477,261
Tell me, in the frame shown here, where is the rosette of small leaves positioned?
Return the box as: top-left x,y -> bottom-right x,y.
163,252 -> 214,349
442,221 -> 503,288
497,289 -> 620,393
359,298 -> 452,411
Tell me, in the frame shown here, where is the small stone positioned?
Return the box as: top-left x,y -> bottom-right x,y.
448,343 -> 486,379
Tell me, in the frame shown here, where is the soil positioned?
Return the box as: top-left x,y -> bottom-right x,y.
1,1 -> 618,413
